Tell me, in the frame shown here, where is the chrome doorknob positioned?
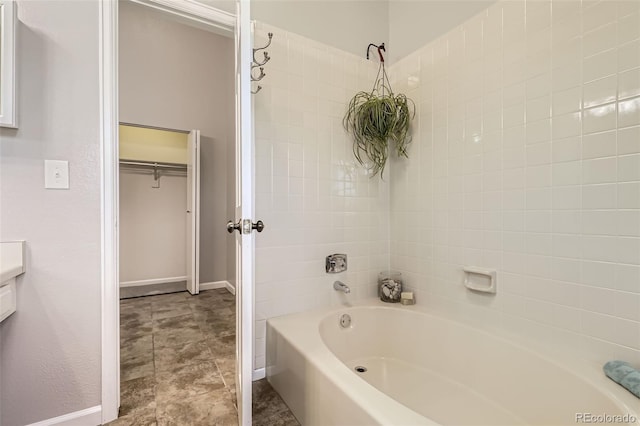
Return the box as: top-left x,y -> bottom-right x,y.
252,220 -> 265,233
226,220 -> 241,234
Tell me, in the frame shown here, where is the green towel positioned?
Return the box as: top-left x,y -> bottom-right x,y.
603,360 -> 640,399
620,370 -> 640,399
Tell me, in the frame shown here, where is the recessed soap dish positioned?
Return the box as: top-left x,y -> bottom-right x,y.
463,266 -> 497,294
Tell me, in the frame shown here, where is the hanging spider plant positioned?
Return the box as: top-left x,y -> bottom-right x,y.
343,44 -> 415,178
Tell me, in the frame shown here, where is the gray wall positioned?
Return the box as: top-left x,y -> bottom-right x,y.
119,172 -> 188,283
388,0 -> 497,62
0,1 -> 102,424
119,1 -> 235,285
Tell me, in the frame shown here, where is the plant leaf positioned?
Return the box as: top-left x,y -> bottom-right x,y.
343,63 -> 415,178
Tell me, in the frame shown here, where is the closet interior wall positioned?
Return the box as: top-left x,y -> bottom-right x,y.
119,140 -> 189,287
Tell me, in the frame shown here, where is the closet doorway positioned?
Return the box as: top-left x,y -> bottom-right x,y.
111,1 -> 241,424
119,124 -> 201,297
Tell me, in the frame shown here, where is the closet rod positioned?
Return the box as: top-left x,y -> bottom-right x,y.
119,159 -> 187,170
119,122 -> 190,134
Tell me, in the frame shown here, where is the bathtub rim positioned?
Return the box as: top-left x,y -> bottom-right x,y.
267,302 -> 436,425
266,299 -> 640,425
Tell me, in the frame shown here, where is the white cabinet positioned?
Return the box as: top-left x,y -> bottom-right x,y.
0,241 -> 25,322
0,279 -> 17,322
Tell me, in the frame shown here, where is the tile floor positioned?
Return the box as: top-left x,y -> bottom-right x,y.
107,289 -> 298,426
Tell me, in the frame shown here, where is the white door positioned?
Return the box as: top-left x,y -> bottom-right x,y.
186,129 -> 201,295
234,2 -> 254,425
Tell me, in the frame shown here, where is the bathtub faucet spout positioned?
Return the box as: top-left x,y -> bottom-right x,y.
333,280 -> 350,294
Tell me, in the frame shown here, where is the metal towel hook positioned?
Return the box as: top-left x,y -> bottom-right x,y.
251,66 -> 266,82
252,32 -> 273,64
252,32 -> 273,94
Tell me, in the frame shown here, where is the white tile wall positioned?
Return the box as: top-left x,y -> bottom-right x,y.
254,1 -> 640,371
253,23 -> 390,369
388,0 -> 640,364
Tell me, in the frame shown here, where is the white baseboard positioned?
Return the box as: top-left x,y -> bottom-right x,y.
27,405 -> 102,426
120,276 -> 186,288
252,368 -> 266,381
200,280 -> 235,295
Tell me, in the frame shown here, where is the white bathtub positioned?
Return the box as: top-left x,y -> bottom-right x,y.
266,300 -> 640,425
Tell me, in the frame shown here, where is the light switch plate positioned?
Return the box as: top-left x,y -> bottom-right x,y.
44,160 -> 69,189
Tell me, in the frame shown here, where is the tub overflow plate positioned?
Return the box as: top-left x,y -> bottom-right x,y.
339,313 -> 351,328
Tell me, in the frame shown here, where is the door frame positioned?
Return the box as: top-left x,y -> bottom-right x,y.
186,129 -> 201,295
99,1 -> 248,423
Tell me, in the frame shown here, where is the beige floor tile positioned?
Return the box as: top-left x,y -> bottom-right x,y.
119,375 -> 156,418
153,324 -> 205,349
121,320 -> 153,341
121,330 -> 153,349
121,298 -> 152,310
121,335 -> 153,361
152,313 -> 198,332
121,360 -> 155,382
252,379 -> 295,421
155,360 -> 226,404
154,340 -> 213,372
151,302 -> 193,320
199,321 -> 235,338
113,290 -> 295,425
106,407 -> 157,426
215,357 -> 235,388
121,335 -> 155,381
156,388 -> 238,426
253,410 -> 299,426
206,334 -> 236,358
148,292 -> 191,305
121,306 -> 152,322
